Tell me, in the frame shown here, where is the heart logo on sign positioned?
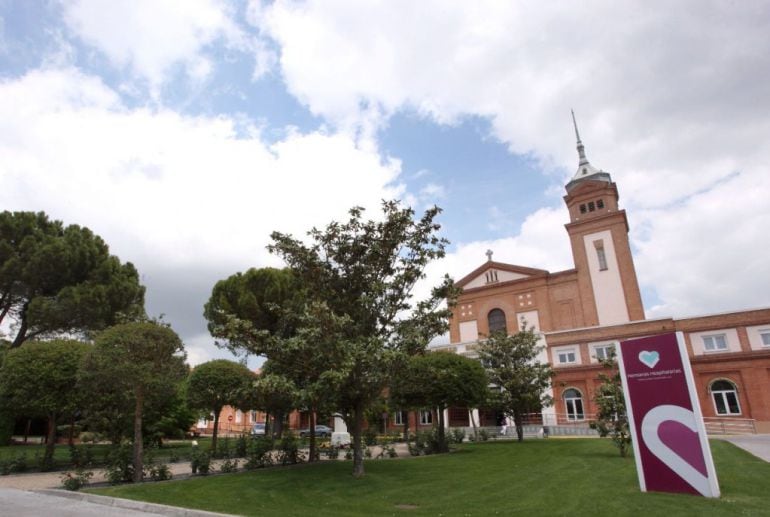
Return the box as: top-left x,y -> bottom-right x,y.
641,405 -> 713,497
639,350 -> 660,368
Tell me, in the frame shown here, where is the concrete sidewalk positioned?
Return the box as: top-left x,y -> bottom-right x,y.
716,434 -> 770,462
0,488 -> 235,516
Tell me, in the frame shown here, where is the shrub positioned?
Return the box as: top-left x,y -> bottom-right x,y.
478,428 -> 490,441
190,448 -> 211,475
244,437 -> 274,470
69,445 -> 95,468
61,469 -> 93,491
220,457 -> 239,473
363,428 -> 378,446
146,463 -> 173,482
236,434 -> 248,457
105,443 -> 134,484
324,445 -> 341,460
450,428 -> 466,444
215,437 -> 232,459
276,432 -> 304,465
344,449 -> 353,460
79,432 -> 99,444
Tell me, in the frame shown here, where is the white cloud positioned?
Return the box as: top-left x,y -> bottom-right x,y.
62,0 -> 251,91
253,0 -> 770,317
0,66 -> 402,357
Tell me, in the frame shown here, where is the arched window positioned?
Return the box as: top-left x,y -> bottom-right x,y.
710,379 -> 741,415
488,309 -> 507,335
563,388 -> 585,421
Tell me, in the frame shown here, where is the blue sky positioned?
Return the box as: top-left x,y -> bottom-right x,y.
2,1 -> 769,365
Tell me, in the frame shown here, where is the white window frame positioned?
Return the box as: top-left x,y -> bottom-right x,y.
555,347 -> 578,365
593,343 -> 615,362
563,388 -> 585,422
420,410 -> 433,425
710,380 -> 741,415
703,334 -> 728,352
760,330 -> 770,347
394,411 -> 406,426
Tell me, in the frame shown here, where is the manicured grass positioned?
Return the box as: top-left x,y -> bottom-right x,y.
90,439 -> 770,516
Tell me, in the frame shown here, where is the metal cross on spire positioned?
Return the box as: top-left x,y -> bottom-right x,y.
486,249 -> 493,262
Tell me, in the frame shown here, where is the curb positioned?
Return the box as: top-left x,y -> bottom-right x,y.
32,489 -> 237,516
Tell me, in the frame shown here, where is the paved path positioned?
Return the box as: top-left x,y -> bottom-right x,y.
717,434 -> 770,462
0,488 -> 234,516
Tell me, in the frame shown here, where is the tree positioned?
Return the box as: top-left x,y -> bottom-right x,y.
252,372 -> 299,439
0,339 -> 90,467
80,322 -> 186,482
0,211 -> 146,347
204,267 -> 301,353
391,351 -> 489,451
477,328 -> 554,442
592,352 -> 631,457
187,359 -> 256,455
266,201 -> 455,477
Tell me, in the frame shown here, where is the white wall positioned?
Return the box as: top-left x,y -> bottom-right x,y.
583,230 -> 629,325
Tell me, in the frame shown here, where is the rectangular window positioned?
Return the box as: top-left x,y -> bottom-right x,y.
394,411 -> 405,426
703,334 -> 728,352
593,240 -> 608,271
588,201 -> 595,212
558,350 -> 577,364
420,410 -> 433,425
594,344 -> 615,361
579,204 -> 587,214
596,199 -> 605,209
760,331 -> 770,347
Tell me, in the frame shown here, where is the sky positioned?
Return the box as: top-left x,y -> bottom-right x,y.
2,1 -> 770,366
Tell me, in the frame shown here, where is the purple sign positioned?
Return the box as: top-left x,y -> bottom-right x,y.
617,332 -> 719,497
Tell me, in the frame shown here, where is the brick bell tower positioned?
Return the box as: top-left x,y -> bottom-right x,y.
563,111 -> 645,326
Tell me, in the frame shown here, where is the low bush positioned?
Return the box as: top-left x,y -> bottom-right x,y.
244,437 -> 274,470
61,469 -> 93,491
220,458 -> 239,473
190,448 -> 211,475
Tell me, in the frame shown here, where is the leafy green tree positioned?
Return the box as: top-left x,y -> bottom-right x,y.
252,372 -> 299,438
79,322 -> 186,482
204,267 -> 301,352
592,352 -> 631,457
392,351 -> 488,452
187,359 -> 256,455
0,339 -> 90,467
264,202 -> 455,477
477,328 -> 554,441
0,211 -> 145,347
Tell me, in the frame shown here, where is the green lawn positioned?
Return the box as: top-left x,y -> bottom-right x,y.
90,439 -> 770,516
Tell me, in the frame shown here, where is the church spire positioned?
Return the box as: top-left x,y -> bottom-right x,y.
569,110 -> 602,181
572,109 -> 589,166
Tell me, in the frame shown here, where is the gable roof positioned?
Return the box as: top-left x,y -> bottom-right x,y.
455,261 -> 549,289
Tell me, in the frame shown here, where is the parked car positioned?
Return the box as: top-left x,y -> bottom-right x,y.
298,425 -> 333,438
250,423 -> 266,436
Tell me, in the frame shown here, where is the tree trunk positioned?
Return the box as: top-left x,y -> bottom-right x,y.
133,386 -> 144,482
351,402 -> 365,478
44,412 -> 57,469
308,410 -> 317,463
402,413 -> 409,442
24,419 -> 31,444
469,409 -> 479,441
437,407 -> 447,452
11,301 -> 29,348
514,411 -> 524,442
211,407 -> 221,456
273,410 -> 284,439
68,415 -> 76,446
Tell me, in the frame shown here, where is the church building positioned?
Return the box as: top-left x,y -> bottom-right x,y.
435,115 -> 770,434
